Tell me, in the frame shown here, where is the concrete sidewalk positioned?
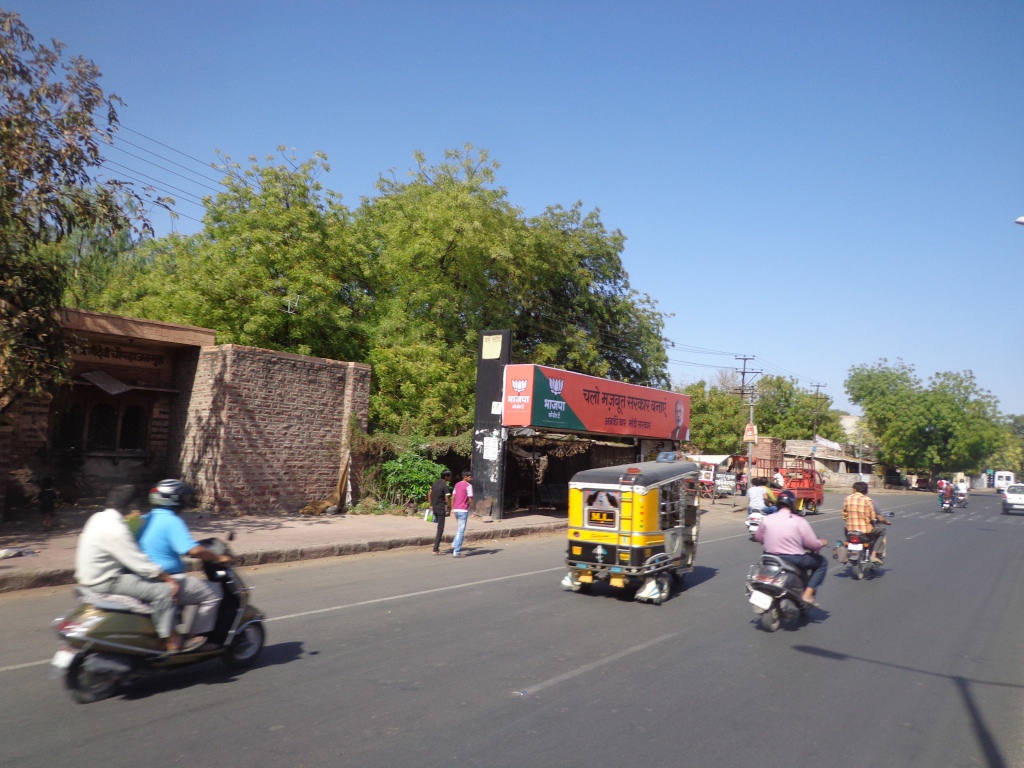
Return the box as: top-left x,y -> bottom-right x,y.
0,507 -> 571,593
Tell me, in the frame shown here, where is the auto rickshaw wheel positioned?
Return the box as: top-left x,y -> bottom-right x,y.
653,574 -> 671,605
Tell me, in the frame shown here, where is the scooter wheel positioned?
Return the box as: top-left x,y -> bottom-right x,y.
65,654 -> 120,704
852,562 -> 865,580
224,622 -> 265,668
758,605 -> 781,632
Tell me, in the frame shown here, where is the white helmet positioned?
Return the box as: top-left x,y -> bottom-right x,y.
148,479 -> 194,510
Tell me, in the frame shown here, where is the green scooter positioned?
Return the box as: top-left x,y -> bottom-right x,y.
52,538 -> 265,703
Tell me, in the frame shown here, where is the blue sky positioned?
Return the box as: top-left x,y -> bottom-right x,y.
16,1 -> 1024,414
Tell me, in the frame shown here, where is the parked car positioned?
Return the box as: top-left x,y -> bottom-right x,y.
1002,484 -> 1024,514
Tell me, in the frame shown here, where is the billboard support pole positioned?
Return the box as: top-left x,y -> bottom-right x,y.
472,330 -> 512,521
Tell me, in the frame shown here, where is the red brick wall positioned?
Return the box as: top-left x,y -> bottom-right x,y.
753,436 -> 784,466
0,426 -> 11,519
176,345 -> 370,514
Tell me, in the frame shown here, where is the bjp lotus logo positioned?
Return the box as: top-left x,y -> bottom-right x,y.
549,378 -> 564,396
511,379 -> 528,393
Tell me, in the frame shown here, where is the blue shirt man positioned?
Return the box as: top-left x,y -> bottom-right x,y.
138,482 -> 231,651
139,507 -> 198,573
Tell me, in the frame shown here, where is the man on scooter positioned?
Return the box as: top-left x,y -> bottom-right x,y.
747,477 -> 778,516
138,480 -> 231,653
754,490 -> 829,606
842,481 -> 891,563
74,485 -> 181,651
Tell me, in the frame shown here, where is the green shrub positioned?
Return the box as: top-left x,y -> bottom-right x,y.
381,452 -> 447,505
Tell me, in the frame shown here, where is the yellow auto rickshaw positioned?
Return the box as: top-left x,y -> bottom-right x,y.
561,455 -> 700,604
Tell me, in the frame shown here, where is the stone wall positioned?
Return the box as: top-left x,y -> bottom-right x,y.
175,344 -> 370,514
823,472 -> 881,489
0,426 -> 11,520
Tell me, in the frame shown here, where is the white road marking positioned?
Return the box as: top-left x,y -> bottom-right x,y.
513,632 -> 678,697
906,532 -> 927,540
0,659 -> 50,673
269,566 -> 566,621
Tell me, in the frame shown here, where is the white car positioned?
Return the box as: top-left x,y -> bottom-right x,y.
1002,484 -> 1024,514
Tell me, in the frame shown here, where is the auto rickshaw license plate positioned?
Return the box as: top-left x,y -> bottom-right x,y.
586,509 -> 616,528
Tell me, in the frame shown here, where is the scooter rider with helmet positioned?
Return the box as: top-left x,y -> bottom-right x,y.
138,480 -> 231,653
754,490 -> 829,606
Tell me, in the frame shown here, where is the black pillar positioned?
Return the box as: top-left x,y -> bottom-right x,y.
471,330 -> 512,520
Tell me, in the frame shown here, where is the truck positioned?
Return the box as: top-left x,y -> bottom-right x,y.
750,458 -> 825,515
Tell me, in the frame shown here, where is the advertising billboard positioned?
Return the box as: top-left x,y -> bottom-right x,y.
502,364 -> 690,441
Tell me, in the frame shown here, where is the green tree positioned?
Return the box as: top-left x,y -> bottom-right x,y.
845,360 -> 1003,475
988,416 -> 1024,474
753,375 -> 845,441
95,151 -> 368,361
0,11 -> 151,415
355,145 -> 668,434
681,380 -> 744,454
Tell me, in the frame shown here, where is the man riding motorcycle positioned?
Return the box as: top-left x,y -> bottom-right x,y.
74,485 -> 181,651
753,490 -> 829,606
842,481 -> 892,563
138,479 -> 231,653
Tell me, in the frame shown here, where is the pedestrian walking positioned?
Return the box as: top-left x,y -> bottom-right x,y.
451,471 -> 474,558
430,470 -> 453,555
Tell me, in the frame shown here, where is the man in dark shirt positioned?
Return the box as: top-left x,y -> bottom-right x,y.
430,470 -> 453,555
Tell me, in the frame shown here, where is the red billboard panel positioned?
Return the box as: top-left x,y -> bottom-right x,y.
502,364 -> 689,441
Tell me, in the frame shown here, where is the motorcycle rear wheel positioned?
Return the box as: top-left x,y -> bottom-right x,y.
758,605 -> 781,632
852,562 -> 865,580
66,654 -> 120,704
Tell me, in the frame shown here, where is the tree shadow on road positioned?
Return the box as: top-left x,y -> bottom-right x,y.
793,644 -> 1022,768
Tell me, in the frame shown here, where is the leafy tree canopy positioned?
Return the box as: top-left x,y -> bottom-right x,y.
0,10 -> 152,414
90,146 -> 669,435
350,146 -> 668,432
845,359 -> 1003,474
753,375 -> 845,442
93,150 -> 368,362
681,379 -> 744,455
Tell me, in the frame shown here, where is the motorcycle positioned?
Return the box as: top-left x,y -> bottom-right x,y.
955,491 -> 968,509
745,554 -> 813,632
940,495 -> 955,512
51,538 -> 265,703
833,512 -> 894,580
745,509 -> 765,539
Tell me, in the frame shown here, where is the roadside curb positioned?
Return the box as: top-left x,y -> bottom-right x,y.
0,520 -> 568,594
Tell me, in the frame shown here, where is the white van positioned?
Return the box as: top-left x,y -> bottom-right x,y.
994,471 -> 1016,492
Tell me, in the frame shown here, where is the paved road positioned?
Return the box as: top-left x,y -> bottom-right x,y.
2,491 -> 1023,768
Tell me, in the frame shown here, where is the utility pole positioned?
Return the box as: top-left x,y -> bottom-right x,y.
732,356 -> 762,487
810,383 -> 826,457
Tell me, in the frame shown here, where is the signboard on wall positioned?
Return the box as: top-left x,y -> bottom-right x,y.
502,364 -> 690,441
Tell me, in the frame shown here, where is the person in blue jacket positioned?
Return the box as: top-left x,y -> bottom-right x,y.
139,479 -> 231,652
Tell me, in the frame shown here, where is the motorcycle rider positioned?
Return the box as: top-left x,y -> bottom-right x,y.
842,481 -> 892,563
956,477 -> 969,502
74,484 -> 182,651
138,480 -> 231,652
747,477 -> 778,516
754,490 -> 829,606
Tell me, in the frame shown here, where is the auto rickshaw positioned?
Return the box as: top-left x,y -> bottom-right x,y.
561,455 -> 700,604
